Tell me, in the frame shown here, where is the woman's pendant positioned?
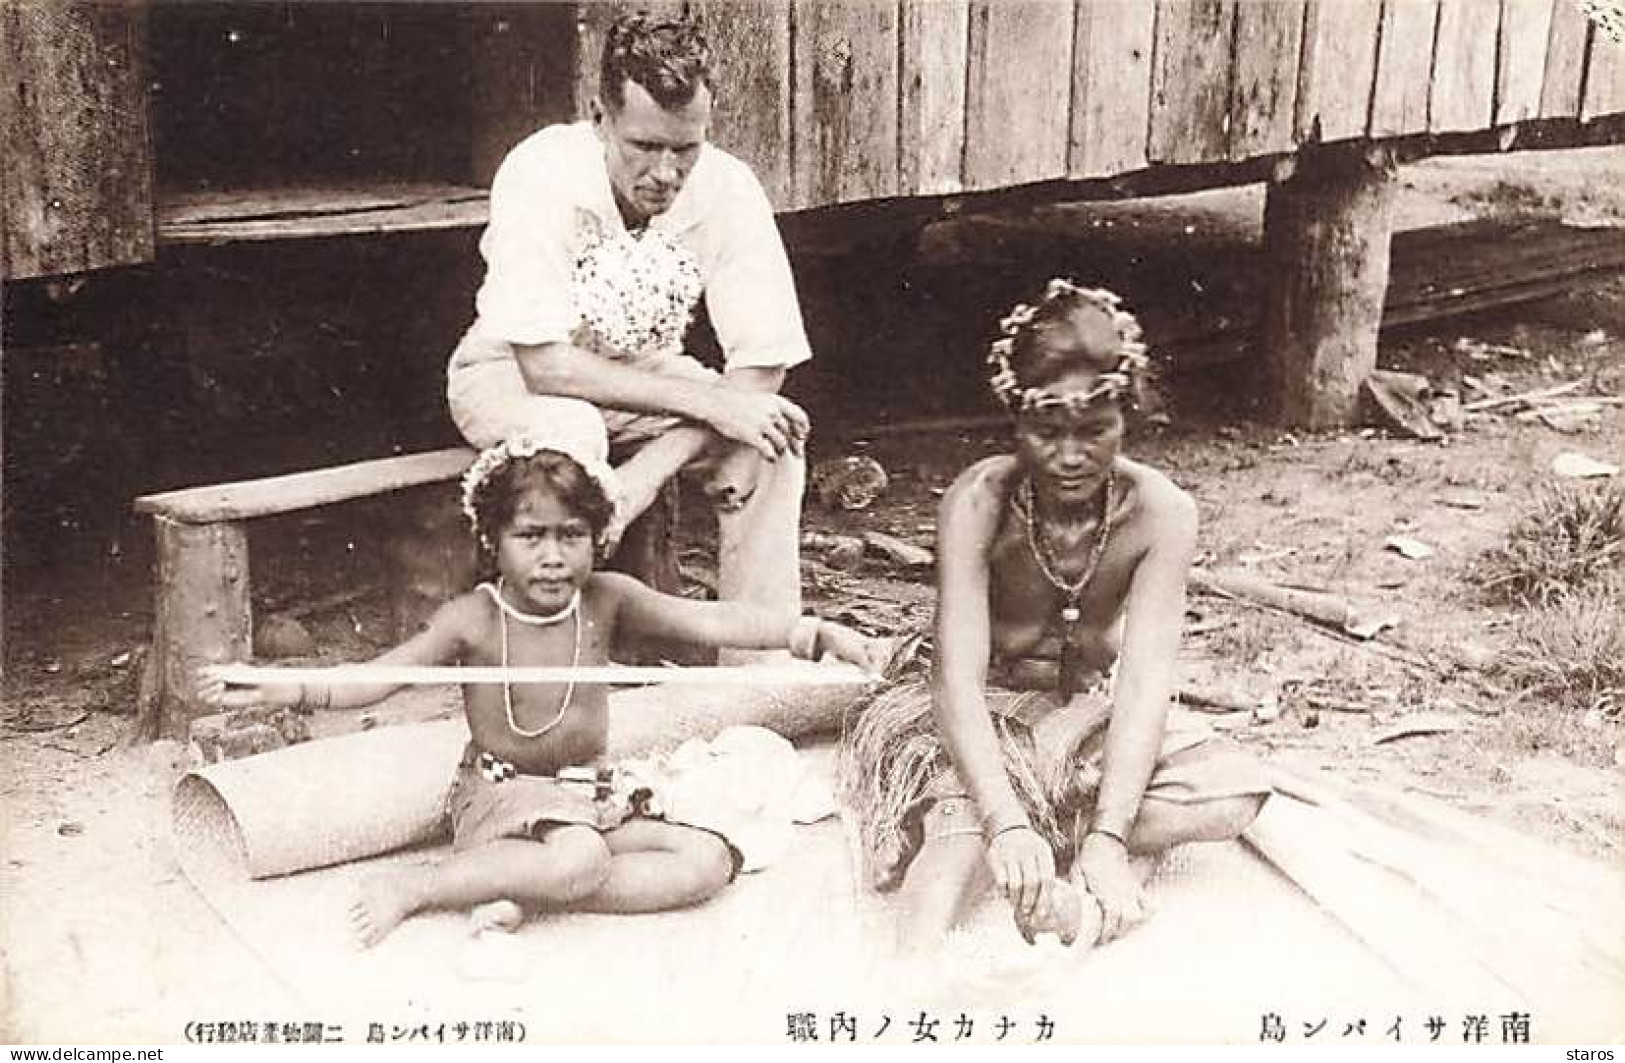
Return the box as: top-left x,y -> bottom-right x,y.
1058,597 -> 1084,695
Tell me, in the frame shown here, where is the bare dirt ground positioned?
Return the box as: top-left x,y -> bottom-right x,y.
3,146 -> 1622,1044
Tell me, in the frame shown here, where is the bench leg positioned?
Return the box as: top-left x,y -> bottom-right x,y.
386,483 -> 476,641
152,515 -> 251,740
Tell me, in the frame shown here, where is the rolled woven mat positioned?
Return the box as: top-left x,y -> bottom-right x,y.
173,668 -> 872,882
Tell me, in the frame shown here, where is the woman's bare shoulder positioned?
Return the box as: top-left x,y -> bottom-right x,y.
941,454 -> 1020,515
1117,457 -> 1198,538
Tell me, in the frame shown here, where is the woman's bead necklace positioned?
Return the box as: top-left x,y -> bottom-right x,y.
481,581 -> 581,739
1013,467 -> 1118,694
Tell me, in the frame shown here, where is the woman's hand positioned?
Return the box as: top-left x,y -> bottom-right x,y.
1075,831 -> 1149,943
195,665 -> 302,712
985,824 -> 1056,926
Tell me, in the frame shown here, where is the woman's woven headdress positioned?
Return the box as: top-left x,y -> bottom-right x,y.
987,278 -> 1149,413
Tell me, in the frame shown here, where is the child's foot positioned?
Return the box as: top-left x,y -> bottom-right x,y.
349,868 -> 420,949
469,899 -> 524,935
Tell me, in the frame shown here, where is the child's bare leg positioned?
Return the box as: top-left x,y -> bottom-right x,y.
892,833 -> 989,955
1124,793 -> 1267,854
569,819 -> 736,913
351,826 -> 610,948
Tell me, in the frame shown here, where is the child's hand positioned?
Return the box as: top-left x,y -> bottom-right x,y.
813,623 -> 890,677
195,665 -> 302,712
1075,832 -> 1148,943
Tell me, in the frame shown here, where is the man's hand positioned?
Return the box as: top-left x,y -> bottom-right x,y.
1075,831 -> 1149,943
986,824 -> 1056,927
700,386 -> 809,460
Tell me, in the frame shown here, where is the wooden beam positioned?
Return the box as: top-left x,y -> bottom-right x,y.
1370,0 -> 1441,136
963,0 -> 1075,190
699,0 -> 793,206
1430,0 -> 1500,131
134,447 -> 476,524
899,0 -> 969,196
0,0 -> 155,280
791,0 -> 900,206
1068,0 -> 1156,178
1261,146 -> 1397,427
1540,0 -> 1590,117
1496,0 -> 1558,124
1229,0 -> 1306,160
1295,0 -> 1383,143
1148,0 -> 1237,164
155,517 -> 252,739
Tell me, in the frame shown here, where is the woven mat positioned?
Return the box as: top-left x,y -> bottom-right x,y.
170,738 -> 1625,1044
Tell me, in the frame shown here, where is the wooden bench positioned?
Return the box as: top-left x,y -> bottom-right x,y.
133,446 -> 681,740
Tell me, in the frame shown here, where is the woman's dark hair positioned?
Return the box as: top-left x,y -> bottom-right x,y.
600,10 -> 712,112
470,450 -> 616,557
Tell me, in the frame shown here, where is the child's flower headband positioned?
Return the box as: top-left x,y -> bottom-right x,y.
987,278 -> 1150,413
460,436 -> 621,547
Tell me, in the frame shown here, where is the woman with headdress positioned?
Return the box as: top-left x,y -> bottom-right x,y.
842,280 -> 1271,951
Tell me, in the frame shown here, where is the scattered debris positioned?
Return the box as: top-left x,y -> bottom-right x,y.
1463,379 -> 1585,413
861,531 -> 934,570
1436,493 -> 1487,510
1372,711 -> 1466,745
1385,535 -> 1436,560
801,532 -> 866,572
810,455 -> 890,510
255,614 -> 316,660
1551,452 -> 1620,479
1453,337 -> 1532,361
1364,370 -> 1444,440
56,821 -> 84,838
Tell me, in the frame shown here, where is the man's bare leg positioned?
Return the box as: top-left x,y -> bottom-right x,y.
716,450 -> 805,664
350,826 -> 610,948
569,819 -> 736,913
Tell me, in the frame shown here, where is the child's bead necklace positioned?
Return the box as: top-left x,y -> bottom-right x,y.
479,581 -> 581,739
1013,468 -> 1118,694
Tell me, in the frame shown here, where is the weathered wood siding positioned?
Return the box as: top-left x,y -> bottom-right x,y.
1,0 -> 154,280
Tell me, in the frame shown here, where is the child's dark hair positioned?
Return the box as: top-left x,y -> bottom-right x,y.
463,447 -> 616,561
600,10 -> 712,113
987,279 -> 1157,419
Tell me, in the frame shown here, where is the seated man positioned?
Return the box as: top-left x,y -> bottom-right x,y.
446,11 -> 811,657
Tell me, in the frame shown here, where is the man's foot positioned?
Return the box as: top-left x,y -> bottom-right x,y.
349,868 -> 421,949
469,899 -> 524,935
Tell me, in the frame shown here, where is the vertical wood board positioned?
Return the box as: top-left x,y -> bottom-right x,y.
700,0 -> 792,205
964,0 -> 1075,189
899,0 -> 969,196
1430,0 -> 1500,130
791,0 -> 900,207
1148,0 -> 1237,164
0,0 -> 154,280
1496,0 -> 1557,123
1069,0 -> 1156,177
1581,22 -> 1625,121
1540,0 -> 1590,117
1229,0 -> 1306,160
1370,0 -> 1441,135
1295,0 -> 1383,143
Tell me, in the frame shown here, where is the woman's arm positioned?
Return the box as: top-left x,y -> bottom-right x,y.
933,460 -> 1057,921
197,595 -> 475,712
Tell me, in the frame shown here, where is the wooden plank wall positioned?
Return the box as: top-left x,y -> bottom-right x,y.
562,1 -> 1625,213
1,0 -> 154,280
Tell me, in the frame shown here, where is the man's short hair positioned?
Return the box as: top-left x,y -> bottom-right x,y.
600,10 -> 713,112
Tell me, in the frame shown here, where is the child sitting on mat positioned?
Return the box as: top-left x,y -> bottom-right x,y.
841,279 -> 1271,953
200,436 -> 882,948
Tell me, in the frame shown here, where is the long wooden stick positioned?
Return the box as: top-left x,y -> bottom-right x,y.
213,663 -> 873,687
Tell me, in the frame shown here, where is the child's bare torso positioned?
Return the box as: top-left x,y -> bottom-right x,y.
458,585 -> 617,774
978,456 -> 1148,692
